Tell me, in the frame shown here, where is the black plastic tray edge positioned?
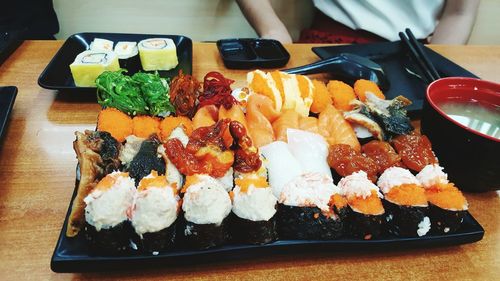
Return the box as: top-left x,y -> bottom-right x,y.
311,42 -> 479,114
0,39 -> 23,66
0,86 -> 18,141
37,32 -> 193,92
51,175 -> 484,273
216,38 -> 290,69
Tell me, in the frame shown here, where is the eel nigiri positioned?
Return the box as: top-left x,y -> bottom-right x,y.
245,94 -> 280,148
318,104 -> 361,151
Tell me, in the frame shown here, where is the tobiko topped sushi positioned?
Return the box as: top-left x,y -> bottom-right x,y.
131,171 -> 180,253
338,171 -> 385,240
417,164 -> 468,234
84,171 -> 136,253
231,172 -> 278,244
181,174 -> 232,249
377,167 -> 430,237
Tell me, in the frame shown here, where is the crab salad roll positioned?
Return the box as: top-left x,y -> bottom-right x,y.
131,171 -> 180,254
416,164 -> 468,234
181,174 -> 232,249
377,167 -> 430,237
84,171 -> 136,254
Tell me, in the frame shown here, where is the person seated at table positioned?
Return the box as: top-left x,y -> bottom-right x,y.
236,0 -> 480,44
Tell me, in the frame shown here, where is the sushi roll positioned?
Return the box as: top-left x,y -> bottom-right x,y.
114,41 -> 140,74
230,173 -> 278,244
83,171 -> 136,254
90,38 -> 114,52
377,167 -> 430,237
416,164 -> 468,234
338,171 -> 385,240
131,171 -> 180,254
181,174 -> 232,249
138,38 -> 178,71
69,50 -> 120,87
277,172 -> 347,240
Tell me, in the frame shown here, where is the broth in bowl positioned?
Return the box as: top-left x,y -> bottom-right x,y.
437,100 -> 500,139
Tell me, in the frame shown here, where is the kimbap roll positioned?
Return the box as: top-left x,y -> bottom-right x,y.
114,41 -> 140,74
89,38 -> 114,52
84,171 -> 136,254
277,172 -> 347,240
181,174 -> 232,249
338,171 -> 385,240
131,171 -> 180,254
138,38 -> 178,71
416,164 -> 468,234
69,50 -> 120,87
377,167 -> 430,237
231,173 -> 278,244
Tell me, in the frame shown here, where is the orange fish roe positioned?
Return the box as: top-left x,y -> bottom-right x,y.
159,116 -> 193,141
329,193 -> 348,210
97,108 -> 133,142
347,190 -> 384,215
95,172 -> 130,190
181,175 -> 200,193
425,183 -> 468,211
234,176 -> 268,193
385,184 -> 428,207
310,80 -> 332,113
137,171 -> 169,191
353,79 -> 385,102
132,115 -> 160,139
327,80 -> 356,111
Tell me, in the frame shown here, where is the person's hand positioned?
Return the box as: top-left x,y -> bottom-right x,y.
261,28 -> 293,44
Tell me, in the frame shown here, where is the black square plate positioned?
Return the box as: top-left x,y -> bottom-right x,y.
38,33 -> 192,93
217,38 -> 290,69
312,42 -> 478,113
0,86 -> 17,141
51,177 -> 484,272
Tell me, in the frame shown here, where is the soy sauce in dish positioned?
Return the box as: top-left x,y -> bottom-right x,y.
437,100 -> 500,139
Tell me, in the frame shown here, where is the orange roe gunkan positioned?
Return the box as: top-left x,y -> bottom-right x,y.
97,108 -> 133,142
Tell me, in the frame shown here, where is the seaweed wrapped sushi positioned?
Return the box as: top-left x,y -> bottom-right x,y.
131,171 -> 180,254
83,171 -> 136,254
338,171 -> 385,240
277,172 -> 347,240
377,167 -> 430,237
416,164 -> 468,234
231,172 -> 278,244
181,174 -> 232,249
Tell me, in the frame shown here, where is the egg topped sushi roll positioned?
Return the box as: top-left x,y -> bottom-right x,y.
417,164 -> 468,234
377,167 -> 430,237
181,174 -> 232,249
84,171 -> 136,253
138,38 -> 178,71
277,172 -> 347,240
338,171 -> 385,240
230,172 -> 278,244
131,171 -> 180,254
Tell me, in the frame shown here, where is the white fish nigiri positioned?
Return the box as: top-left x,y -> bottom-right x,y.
286,128 -> 332,179
260,141 -> 302,198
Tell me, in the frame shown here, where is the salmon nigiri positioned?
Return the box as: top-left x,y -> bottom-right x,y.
218,104 -> 248,129
272,109 -> 300,142
192,105 -> 218,129
318,104 -> 361,151
299,116 -> 319,135
246,94 -> 280,147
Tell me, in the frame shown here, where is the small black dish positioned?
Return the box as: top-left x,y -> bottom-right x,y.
0,86 -> 17,141
38,32 -> 193,94
217,38 -> 290,69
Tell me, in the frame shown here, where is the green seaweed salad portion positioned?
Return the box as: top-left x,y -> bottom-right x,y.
96,70 -> 175,117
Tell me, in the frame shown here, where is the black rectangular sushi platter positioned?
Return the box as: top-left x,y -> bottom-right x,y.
38,32 -> 193,93
0,86 -> 17,142
312,42 -> 479,114
51,176 -> 484,273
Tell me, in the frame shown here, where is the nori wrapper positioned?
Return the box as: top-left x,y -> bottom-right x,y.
180,216 -> 230,250
383,200 -> 429,237
276,204 -> 346,240
347,208 -> 385,239
84,221 -> 133,255
428,203 -> 466,234
230,213 -> 277,244
125,136 -> 165,184
132,222 -> 177,254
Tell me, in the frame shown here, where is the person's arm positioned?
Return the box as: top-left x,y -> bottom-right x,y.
236,0 -> 293,43
430,0 -> 480,44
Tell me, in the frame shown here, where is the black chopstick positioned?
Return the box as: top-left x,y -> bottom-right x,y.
399,29 -> 440,84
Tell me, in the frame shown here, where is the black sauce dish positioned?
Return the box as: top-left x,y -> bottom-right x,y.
421,77 -> 499,192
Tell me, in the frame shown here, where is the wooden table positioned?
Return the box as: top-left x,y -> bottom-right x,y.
0,41 -> 498,280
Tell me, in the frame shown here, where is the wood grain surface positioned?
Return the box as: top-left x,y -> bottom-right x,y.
0,41 -> 498,281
